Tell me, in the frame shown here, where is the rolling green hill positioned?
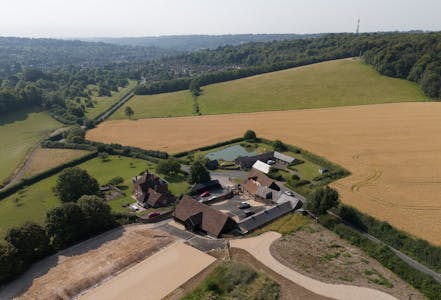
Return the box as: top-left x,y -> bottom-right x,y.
112,59 -> 428,119
0,109 -> 61,185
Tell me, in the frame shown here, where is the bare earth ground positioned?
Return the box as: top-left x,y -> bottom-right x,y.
165,248 -> 331,300
0,225 -> 174,300
80,242 -> 216,300
23,148 -> 91,177
231,232 -> 397,300
87,102 -> 441,245
271,223 -> 424,300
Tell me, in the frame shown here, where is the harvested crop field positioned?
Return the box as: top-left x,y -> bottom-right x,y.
88,102 -> 441,245
0,225 -> 174,300
24,148 -> 91,177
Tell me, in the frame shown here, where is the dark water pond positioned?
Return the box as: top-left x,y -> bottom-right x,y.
206,144 -> 257,161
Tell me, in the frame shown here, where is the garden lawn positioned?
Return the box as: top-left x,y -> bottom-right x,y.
0,108 -> 61,185
85,80 -> 137,119
0,156 -> 188,238
113,59 -> 428,119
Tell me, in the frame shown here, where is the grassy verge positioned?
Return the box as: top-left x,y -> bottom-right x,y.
182,261 -> 279,300
0,108 -> 61,185
251,213 -> 310,236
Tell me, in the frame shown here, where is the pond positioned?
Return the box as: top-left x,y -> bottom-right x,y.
206,144 -> 257,161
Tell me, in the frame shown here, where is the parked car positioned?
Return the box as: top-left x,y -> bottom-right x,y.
147,211 -> 161,219
244,210 -> 255,217
130,204 -> 139,211
238,201 -> 251,209
200,191 -> 211,197
267,159 -> 276,165
284,190 -> 294,196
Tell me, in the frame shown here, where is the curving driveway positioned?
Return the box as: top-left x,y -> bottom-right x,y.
230,232 -> 397,300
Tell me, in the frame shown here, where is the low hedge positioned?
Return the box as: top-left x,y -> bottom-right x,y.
321,219 -> 441,299
0,152 -> 98,201
42,140 -> 168,161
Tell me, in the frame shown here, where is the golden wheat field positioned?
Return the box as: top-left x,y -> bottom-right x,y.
87,102 -> 441,245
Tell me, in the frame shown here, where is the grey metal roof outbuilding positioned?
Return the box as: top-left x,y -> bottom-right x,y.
238,200 -> 300,233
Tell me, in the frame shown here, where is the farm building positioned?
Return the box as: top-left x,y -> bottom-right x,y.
273,151 -> 296,164
252,160 -> 271,174
319,168 -> 329,174
247,169 -> 280,191
235,152 -> 274,169
189,179 -> 222,195
133,170 -> 176,208
174,196 -> 237,238
235,151 -> 296,169
243,180 -> 273,202
238,199 -> 301,234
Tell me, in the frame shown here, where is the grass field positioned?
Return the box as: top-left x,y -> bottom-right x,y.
112,59 -> 428,119
0,155 -> 188,237
24,148 -> 92,178
0,108 -> 61,185
88,102 -> 441,245
111,90 -> 194,119
85,80 -> 137,119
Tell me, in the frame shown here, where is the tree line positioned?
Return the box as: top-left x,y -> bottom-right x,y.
1,32 -> 441,125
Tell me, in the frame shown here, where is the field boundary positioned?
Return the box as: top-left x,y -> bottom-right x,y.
0,151 -> 98,201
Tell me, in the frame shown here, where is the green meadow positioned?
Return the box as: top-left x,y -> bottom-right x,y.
0,108 -> 61,185
0,156 -> 189,238
85,80 -> 137,119
112,59 -> 428,119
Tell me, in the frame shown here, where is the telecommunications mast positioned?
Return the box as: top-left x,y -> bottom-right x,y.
356,19 -> 360,34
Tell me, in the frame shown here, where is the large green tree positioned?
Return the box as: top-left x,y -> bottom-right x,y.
156,159 -> 181,176
78,195 -> 115,235
5,222 -> 51,264
65,125 -> 86,143
0,242 -> 23,284
124,106 -> 134,119
243,129 -> 257,141
45,203 -> 86,250
188,161 -> 211,184
56,167 -> 100,202
306,186 -> 339,215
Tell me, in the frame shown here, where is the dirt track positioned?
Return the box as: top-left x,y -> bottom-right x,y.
87,102 -> 441,245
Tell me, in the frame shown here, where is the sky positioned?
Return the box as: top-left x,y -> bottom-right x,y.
0,0 -> 440,38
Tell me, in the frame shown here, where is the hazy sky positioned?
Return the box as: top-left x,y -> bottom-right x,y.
1,0 -> 440,38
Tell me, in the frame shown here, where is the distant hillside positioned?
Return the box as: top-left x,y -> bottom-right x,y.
83,34 -> 323,51
112,59 -> 428,119
0,37 -> 174,77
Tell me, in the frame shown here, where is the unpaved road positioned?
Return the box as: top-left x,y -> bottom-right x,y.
79,241 -> 216,300
231,231 -> 397,300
